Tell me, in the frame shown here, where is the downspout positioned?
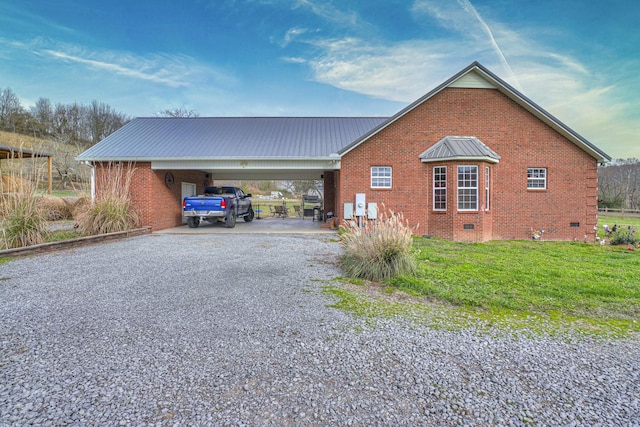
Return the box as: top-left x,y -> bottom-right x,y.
85,161 -> 96,202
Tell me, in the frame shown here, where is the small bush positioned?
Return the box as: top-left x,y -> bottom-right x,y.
36,195 -> 72,220
1,189 -> 50,249
610,228 -> 638,246
70,196 -> 90,219
338,207 -> 417,281
74,162 -> 140,235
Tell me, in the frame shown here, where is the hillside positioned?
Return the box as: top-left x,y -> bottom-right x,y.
1,131 -> 88,194
0,130 -> 51,152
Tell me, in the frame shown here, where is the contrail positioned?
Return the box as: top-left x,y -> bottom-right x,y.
457,0 -> 524,92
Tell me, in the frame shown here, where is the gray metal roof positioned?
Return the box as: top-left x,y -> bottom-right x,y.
76,117 -> 389,161
419,136 -> 501,163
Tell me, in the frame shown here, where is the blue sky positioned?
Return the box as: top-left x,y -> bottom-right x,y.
1,0 -> 638,159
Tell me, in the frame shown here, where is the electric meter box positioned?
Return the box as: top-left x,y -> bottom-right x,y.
355,193 -> 366,216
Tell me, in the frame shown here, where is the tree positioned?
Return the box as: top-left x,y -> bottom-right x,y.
47,135 -> 90,189
31,97 -> 55,136
158,107 -> 200,118
0,87 -> 25,132
281,180 -> 323,198
87,100 -> 130,145
598,159 -> 640,210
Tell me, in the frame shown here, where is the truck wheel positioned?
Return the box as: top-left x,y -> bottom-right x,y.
187,217 -> 200,228
244,208 -> 254,222
224,211 -> 236,228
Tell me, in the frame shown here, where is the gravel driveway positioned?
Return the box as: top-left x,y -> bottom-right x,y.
1,234 -> 639,426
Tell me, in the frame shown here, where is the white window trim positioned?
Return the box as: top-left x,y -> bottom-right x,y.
371,166 -> 392,189
457,165 -> 478,211
433,166 -> 447,211
527,167 -> 547,189
485,166 -> 490,211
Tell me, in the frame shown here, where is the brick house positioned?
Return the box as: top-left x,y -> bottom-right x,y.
78,62 -> 610,241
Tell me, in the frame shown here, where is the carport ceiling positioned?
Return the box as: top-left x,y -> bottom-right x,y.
151,158 -> 337,180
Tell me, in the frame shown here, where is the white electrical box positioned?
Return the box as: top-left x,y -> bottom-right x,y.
355,193 -> 366,216
343,203 -> 353,219
367,203 -> 378,219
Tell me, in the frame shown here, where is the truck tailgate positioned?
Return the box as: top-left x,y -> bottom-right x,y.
184,197 -> 224,213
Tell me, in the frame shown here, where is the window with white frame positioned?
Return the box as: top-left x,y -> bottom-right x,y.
371,166 -> 392,188
527,168 -> 547,189
433,166 -> 447,210
457,165 -> 478,211
485,166 -> 490,211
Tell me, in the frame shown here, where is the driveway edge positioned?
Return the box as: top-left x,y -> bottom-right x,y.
0,227 -> 152,258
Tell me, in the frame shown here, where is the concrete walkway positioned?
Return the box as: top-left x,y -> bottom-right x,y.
156,216 -> 337,234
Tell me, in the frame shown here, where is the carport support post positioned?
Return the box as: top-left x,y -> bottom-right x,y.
48,156 -> 52,195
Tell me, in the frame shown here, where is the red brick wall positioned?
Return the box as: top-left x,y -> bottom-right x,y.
323,170 -> 337,218
94,162 -> 207,231
339,87 -> 599,241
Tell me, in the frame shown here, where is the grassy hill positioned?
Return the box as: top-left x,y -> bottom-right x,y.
0,131 -> 88,195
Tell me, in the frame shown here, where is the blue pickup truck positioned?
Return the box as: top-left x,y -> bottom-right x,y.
182,186 -> 254,228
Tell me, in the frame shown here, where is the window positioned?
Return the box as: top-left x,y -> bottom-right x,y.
433,166 -> 447,210
457,166 -> 478,211
528,168 -> 547,189
371,166 -> 392,188
485,166 -> 490,211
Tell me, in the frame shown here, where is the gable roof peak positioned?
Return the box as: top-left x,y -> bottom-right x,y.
337,61 -> 610,162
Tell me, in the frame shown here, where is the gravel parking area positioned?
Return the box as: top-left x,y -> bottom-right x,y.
1,234 -> 639,426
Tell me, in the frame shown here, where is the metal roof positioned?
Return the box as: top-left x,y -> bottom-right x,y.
338,61 -> 611,163
1,144 -> 52,160
76,117 -> 388,161
419,136 -> 501,163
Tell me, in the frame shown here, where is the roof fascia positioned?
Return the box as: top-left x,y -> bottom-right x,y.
75,156 -> 341,163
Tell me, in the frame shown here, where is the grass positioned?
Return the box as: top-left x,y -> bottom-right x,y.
597,214 -> 640,239
326,237 -> 640,338
338,208 -> 416,281
393,239 -> 639,318
75,162 -> 140,235
46,228 -> 83,242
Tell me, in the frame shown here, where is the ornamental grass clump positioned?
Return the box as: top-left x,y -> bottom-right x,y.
339,208 -> 417,281
0,178 -> 50,249
75,162 -> 140,235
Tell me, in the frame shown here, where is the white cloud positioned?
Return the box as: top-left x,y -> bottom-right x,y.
281,27 -> 309,47
284,1 -> 638,159
42,50 -> 190,88
7,38 -> 237,90
293,0 -> 358,27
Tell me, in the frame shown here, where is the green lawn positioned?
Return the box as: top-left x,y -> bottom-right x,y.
391,239 -> 639,319
328,236 -> 640,337
597,214 -> 640,238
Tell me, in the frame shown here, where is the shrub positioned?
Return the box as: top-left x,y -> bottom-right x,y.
36,195 -> 72,220
610,228 -> 638,246
1,188 -> 50,250
338,207 -> 417,281
75,162 -> 140,235
70,196 -> 90,219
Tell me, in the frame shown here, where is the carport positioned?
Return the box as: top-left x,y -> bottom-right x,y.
1,145 -> 53,194
76,117 -> 387,231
